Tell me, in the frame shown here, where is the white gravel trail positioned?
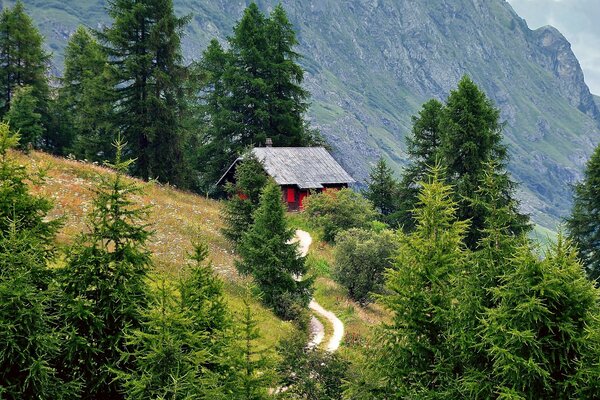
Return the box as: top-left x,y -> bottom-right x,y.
293,230 -> 345,352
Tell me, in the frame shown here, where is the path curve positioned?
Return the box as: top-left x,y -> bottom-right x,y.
293,230 -> 345,352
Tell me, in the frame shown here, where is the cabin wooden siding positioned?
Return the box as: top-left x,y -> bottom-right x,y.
282,183 -> 348,211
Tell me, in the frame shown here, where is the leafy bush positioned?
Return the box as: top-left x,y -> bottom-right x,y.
303,188 -> 377,242
334,228 -> 397,305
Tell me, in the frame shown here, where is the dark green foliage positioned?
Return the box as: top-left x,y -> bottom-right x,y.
228,299 -> 275,400
334,228 -> 397,305
117,278 -> 215,399
398,77 -> 529,247
221,154 -> 268,245
0,237 -> 78,399
0,1 -> 50,123
441,76 -> 529,247
237,180 -> 312,320
100,0 -> 190,186
476,238 -> 600,399
59,26 -> 116,161
197,3 -> 315,188
58,140 -> 151,400
345,167 -> 469,399
567,144 -> 600,282
364,157 -> 399,219
3,85 -> 42,149
277,333 -> 349,400
0,122 -> 59,246
303,188 -> 377,242
396,99 -> 444,231
0,123 -> 77,399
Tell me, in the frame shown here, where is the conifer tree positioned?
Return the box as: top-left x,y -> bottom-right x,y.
346,166 -> 469,399
0,123 -> 77,399
228,300 -> 275,400
364,156 -> 398,218
58,139 -> 151,400
237,180 -> 312,320
566,143 -> 600,282
0,1 -> 50,120
0,122 -> 59,244
441,76 -> 529,247
477,237 -> 600,398
100,0 -> 190,186
117,279 -> 214,399
3,85 -> 42,149
396,99 -> 444,231
264,4 -> 310,146
60,26 -> 116,161
221,154 -> 268,245
198,3 -> 314,186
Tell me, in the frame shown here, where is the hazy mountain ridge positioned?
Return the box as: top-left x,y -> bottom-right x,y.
5,0 -> 600,229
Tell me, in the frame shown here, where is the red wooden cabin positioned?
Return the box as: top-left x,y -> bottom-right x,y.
217,146 -> 355,211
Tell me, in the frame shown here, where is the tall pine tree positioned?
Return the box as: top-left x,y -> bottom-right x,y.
566,143 -> 600,282
441,76 -> 529,247
0,1 -> 50,118
60,26 -> 116,161
396,99 -> 444,230
198,3 -> 315,188
100,0 -> 190,186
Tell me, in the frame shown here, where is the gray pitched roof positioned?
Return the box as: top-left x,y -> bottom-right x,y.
251,147 -> 354,189
218,147 -> 355,189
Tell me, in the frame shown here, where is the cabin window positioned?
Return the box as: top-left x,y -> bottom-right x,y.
287,187 -> 295,203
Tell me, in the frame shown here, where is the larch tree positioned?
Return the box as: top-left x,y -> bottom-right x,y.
100,0 -> 190,186
0,123 -> 78,399
477,238 -> 600,398
566,143 -> 600,282
198,3 -> 315,188
221,153 -> 268,246
396,98 -> 444,231
60,26 -> 116,161
364,156 -> 399,219
0,1 -> 50,122
440,76 -> 529,248
3,85 -> 42,149
345,166 -> 469,399
237,180 -> 312,320
58,140 -> 152,400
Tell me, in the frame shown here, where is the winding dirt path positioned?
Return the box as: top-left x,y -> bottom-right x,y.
294,230 -> 344,352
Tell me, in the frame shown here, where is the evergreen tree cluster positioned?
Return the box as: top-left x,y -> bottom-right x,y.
0,1 -> 317,193
366,77 -> 530,248
346,167 -> 600,399
196,3 -> 319,191
0,127 -> 275,399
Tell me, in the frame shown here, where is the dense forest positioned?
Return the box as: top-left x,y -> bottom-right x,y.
2,0 -> 600,398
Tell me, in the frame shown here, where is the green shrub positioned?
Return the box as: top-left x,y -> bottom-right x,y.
334,228 -> 397,305
303,188 -> 377,242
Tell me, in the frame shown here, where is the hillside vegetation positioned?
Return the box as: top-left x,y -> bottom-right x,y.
18,150 -> 297,348
18,149 -> 384,354
5,0 -> 600,230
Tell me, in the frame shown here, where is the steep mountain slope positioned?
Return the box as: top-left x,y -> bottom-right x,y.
5,0 -> 600,229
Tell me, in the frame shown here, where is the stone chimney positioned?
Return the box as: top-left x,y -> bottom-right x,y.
266,138 -> 273,147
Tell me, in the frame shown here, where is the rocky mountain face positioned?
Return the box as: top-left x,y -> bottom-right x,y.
7,0 -> 600,229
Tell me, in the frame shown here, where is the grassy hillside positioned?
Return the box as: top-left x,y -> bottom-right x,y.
19,150 -> 296,350
19,150 -> 386,357
6,0 -> 598,231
